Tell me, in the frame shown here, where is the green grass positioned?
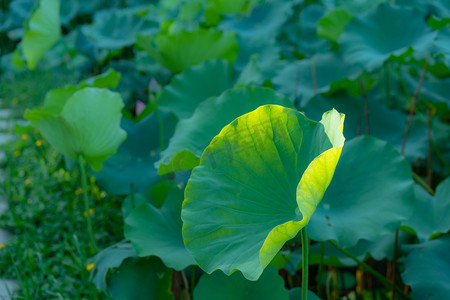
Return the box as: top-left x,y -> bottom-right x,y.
0,70 -> 124,299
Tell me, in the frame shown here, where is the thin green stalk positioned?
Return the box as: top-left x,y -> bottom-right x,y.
329,241 -> 411,299
317,242 -> 325,298
130,183 -> 135,210
301,228 -> 309,300
384,62 -> 391,108
156,109 -> 165,150
78,155 -> 98,254
190,266 -> 195,299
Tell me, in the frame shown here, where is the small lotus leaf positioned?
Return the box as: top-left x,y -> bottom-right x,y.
22,0 -> 61,69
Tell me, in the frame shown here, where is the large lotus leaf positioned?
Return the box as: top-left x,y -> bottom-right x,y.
194,266 -> 289,300
22,0 -> 61,70
273,52 -> 362,106
303,93 -> 428,161
124,182 -> 196,270
82,8 -> 158,50
434,26 -> 450,67
156,86 -> 294,175
308,136 -> 414,248
157,59 -> 246,119
136,28 -> 239,73
401,235 -> 450,300
92,111 -> 177,195
182,105 -> 345,280
108,257 -> 172,300
317,8 -> 353,43
339,4 -> 436,71
90,242 -> 136,291
402,179 -> 450,242
24,87 -> 127,171
219,0 -> 293,39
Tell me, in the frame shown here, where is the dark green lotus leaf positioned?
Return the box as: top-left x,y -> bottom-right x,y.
308,136 -> 414,248
136,27 -> 239,73
156,86 -> 294,175
403,69 -> 450,111
108,257 -> 172,300
233,35 -> 280,76
82,7 -> 158,50
124,182 -> 196,270
22,0 -> 61,70
273,53 -> 362,106
317,8 -> 353,43
324,0 -> 382,15
194,266 -> 289,300
2,0 -> 34,33
157,59 -> 260,119
339,4 -> 436,71
434,26 -> 450,66
219,0 -> 293,39
92,111 -> 177,195
401,235 -> 450,300
289,287 -> 321,300
90,242 -> 136,291
182,105 -> 345,280
60,0 -> 79,26
402,179 -> 450,242
310,231 -> 414,268
303,93 -> 428,161
282,3 -> 331,56
25,87 -> 127,171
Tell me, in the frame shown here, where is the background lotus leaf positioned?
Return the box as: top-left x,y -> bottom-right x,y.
401,235 -> 450,300
136,27 -> 239,73
124,182 -> 196,270
22,0 -> 61,69
194,266 -> 289,300
402,178 -> 450,242
92,111 -> 176,195
339,3 -> 436,71
107,257 -> 172,300
308,136 -> 415,248
156,86 -> 293,175
157,59 -> 261,119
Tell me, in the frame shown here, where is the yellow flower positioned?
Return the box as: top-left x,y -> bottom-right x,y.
83,208 -> 94,217
75,188 -> 84,195
25,178 -> 31,185
0,243 -> 5,249
33,129 -> 39,134
21,134 -> 29,141
14,150 -> 20,157
86,263 -> 94,271
12,98 -> 19,105
35,140 -> 43,147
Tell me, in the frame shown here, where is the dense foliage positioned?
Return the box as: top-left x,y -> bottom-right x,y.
1,0 -> 450,299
